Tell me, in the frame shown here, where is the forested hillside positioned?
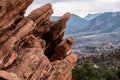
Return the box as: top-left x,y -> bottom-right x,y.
72,49 -> 120,80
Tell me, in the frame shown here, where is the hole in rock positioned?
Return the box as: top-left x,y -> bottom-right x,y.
43,32 -> 63,61
44,39 -> 62,61
44,43 -> 56,60
0,77 -> 7,80
14,18 -> 23,25
0,6 -> 1,12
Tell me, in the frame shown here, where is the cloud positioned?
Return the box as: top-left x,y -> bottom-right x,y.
26,0 -> 120,17
98,0 -> 120,3
52,0 -> 120,17
34,0 -> 94,4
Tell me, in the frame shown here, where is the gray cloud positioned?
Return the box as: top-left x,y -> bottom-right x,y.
34,0 -> 94,4
26,0 -> 120,17
34,0 -> 71,4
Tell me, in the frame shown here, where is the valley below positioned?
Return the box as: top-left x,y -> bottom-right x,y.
59,12 -> 120,57
68,32 -> 120,57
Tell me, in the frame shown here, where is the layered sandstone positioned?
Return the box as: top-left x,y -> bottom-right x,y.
0,0 -> 77,80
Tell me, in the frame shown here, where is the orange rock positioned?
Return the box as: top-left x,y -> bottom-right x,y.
0,1 -> 77,80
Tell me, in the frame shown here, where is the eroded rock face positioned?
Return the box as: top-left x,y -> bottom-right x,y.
0,0 -> 78,80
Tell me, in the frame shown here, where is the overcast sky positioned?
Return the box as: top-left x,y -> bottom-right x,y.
26,0 -> 120,17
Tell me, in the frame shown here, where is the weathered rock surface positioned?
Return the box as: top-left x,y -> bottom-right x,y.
0,0 -> 78,80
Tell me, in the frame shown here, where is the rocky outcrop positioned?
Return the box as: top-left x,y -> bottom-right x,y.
0,0 -> 77,80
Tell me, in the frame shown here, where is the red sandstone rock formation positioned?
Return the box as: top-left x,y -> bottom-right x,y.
0,0 -> 78,80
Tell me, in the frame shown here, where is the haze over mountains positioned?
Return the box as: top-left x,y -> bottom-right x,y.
51,12 -> 120,56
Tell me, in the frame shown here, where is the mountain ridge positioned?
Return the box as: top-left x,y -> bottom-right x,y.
84,13 -> 101,20
51,14 -> 88,34
79,12 -> 120,33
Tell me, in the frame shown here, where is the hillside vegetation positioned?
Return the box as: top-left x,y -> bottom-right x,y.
72,49 -> 120,80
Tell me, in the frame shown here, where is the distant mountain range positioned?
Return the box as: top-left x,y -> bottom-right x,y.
51,12 -> 120,55
51,12 -> 120,35
50,14 -> 87,34
80,12 -> 120,33
51,12 -> 120,34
